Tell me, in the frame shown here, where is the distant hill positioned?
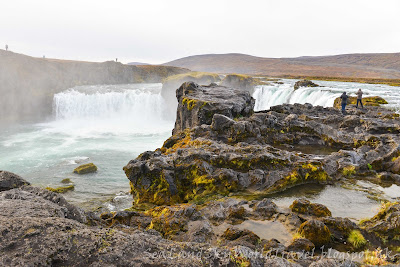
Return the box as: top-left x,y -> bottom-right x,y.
127,62 -> 150,65
163,53 -> 400,79
0,50 -> 189,123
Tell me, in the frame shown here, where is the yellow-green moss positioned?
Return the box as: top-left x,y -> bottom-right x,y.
342,165 -> 356,177
73,163 -> 97,174
46,185 -> 75,193
61,178 -> 72,184
347,230 -> 367,248
145,205 -> 192,238
267,162 -> 330,193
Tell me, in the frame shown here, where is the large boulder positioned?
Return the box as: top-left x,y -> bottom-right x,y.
290,199 -> 332,217
73,163 -> 97,174
0,170 -> 30,191
298,219 -> 331,247
293,79 -> 319,90
173,82 -> 255,134
161,72 -> 221,118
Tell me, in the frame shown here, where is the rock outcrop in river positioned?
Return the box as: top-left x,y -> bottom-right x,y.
161,72 -> 221,118
121,81 -> 400,265
124,82 -> 400,206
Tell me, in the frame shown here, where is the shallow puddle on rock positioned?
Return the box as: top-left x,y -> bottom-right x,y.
270,184 -> 381,221
213,220 -> 292,245
356,180 -> 400,201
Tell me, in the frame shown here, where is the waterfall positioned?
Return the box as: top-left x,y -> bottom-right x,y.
253,83 -> 342,111
51,83 -> 174,135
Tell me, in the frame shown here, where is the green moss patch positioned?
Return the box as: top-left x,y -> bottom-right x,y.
46,185 -> 75,193
73,163 -> 97,174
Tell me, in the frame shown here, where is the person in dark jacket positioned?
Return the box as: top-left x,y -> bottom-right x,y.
340,92 -> 349,115
356,88 -> 364,108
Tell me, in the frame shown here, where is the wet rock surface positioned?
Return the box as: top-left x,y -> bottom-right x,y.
0,171 -> 237,266
0,170 -> 30,191
294,79 -> 320,90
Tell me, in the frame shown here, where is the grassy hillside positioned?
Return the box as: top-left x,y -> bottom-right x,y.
163,53 -> 400,80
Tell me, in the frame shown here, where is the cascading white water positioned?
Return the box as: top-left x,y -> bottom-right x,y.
253,82 -> 341,111
50,83 -> 174,135
54,86 -> 164,120
0,83 -> 176,208
253,79 -> 400,112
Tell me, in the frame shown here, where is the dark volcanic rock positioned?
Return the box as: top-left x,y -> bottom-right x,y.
298,220 -> 331,247
361,202 -> 400,245
290,199 -> 332,218
125,82 -> 400,206
294,79 -> 319,90
286,238 -> 315,252
0,173 -> 238,266
252,198 -> 278,219
161,72 -> 221,118
173,81 -> 255,134
0,170 -> 30,191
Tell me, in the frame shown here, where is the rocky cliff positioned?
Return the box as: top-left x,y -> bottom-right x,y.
120,82 -> 400,264
124,82 -> 400,206
0,50 -> 189,123
160,72 -> 221,118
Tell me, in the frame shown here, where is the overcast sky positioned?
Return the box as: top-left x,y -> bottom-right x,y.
1,0 -> 399,64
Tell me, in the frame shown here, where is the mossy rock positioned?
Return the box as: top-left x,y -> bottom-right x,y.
267,162 -> 330,193
298,219 -> 331,247
290,199 -> 332,217
61,178 -> 73,184
46,185 -> 75,193
294,79 -> 319,90
145,204 -> 197,238
73,163 -> 97,174
333,96 -> 388,109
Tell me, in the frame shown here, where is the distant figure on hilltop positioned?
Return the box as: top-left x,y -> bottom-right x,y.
356,88 -> 364,109
340,92 -> 349,115
116,58 -> 118,62
5,44 -> 8,51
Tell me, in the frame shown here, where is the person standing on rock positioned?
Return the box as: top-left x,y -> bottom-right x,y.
5,44 -> 8,51
356,88 -> 364,109
340,92 -> 349,115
